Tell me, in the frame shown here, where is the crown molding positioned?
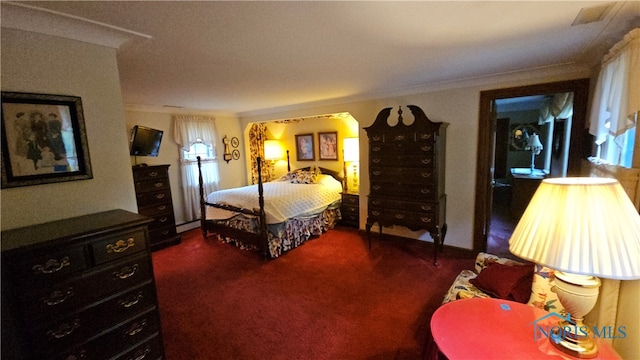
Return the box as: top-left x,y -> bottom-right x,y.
0,1 -> 151,49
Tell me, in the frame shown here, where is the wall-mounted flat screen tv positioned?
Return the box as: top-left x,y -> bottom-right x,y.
129,125 -> 163,157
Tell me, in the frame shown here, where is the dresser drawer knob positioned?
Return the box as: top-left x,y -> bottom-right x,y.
394,213 -> 405,219
124,319 -> 148,336
129,346 -> 151,360
372,158 -> 381,163
372,210 -> 382,216
155,194 -> 166,199
148,171 -> 159,177
106,238 -> 136,253
420,145 -> 432,152
372,171 -> 381,176
32,257 -> 71,275
372,185 -> 381,190
372,200 -> 381,206
42,287 -> 75,306
421,189 -> 431,194
114,264 -> 139,280
421,172 -> 431,178
421,159 -> 432,165
421,205 -> 432,211
157,205 -> 167,211
420,217 -> 433,223
394,135 -> 406,141
119,292 -> 144,308
153,182 -> 164,188
47,319 -> 80,339
159,217 -> 168,223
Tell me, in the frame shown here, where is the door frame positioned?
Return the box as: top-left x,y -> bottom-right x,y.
472,79 -> 591,253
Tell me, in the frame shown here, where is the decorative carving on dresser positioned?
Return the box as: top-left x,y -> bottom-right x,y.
133,164 -> 181,251
364,105 -> 448,265
1,210 -> 165,360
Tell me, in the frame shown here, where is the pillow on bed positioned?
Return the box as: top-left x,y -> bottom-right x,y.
280,167 -> 320,184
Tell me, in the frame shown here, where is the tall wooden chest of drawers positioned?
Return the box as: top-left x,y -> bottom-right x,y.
1,209 -> 165,360
364,105 -> 448,265
133,165 -> 181,251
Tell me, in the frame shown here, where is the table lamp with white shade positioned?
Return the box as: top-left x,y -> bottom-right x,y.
263,139 -> 282,180
525,133 -> 543,174
343,137 -> 359,192
509,177 -> 640,358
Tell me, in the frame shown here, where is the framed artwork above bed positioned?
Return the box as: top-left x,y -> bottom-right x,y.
295,133 -> 315,161
318,131 -> 338,160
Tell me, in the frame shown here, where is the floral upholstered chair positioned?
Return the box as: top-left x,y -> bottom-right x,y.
442,252 -> 565,314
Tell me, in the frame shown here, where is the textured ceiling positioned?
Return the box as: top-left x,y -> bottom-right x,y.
3,1 -> 640,115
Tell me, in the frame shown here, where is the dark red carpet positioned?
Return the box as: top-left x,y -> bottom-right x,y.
151,227 -> 474,359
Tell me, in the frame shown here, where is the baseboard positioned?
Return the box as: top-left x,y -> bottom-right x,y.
177,221 -> 200,233
356,228 -> 475,258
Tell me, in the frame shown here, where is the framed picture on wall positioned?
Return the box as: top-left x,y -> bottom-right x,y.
1,91 -> 93,188
295,133 -> 315,161
318,131 -> 338,160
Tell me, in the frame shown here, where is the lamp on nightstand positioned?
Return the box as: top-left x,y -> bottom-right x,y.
343,137 -> 359,192
263,139 -> 282,181
525,133 -> 543,174
509,177 -> 640,358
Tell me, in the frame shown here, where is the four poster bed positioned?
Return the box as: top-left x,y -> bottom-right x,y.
197,154 -> 344,258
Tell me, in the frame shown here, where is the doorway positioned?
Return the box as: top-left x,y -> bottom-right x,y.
473,79 -> 591,255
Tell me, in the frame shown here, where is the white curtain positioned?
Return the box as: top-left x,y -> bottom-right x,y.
589,28 -> 640,165
173,115 -> 219,221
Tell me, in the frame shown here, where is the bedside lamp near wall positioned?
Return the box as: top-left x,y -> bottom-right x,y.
509,177 -> 640,358
263,140 -> 282,181
343,138 -> 359,192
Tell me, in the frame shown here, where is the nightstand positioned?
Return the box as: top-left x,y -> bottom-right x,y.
340,192 -> 360,228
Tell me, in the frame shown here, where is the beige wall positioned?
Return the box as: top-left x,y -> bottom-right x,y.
1,29 -> 137,231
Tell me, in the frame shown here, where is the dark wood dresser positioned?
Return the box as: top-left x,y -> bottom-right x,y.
364,105 -> 448,265
340,192 -> 360,228
1,209 -> 165,360
132,165 -> 181,250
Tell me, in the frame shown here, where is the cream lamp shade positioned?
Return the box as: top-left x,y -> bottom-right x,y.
509,177 -> 640,357
263,140 -> 283,161
509,177 -> 640,280
343,138 -> 359,162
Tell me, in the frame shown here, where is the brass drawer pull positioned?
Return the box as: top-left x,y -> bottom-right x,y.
32,257 -> 70,275
153,182 -> 164,188
42,287 -> 74,306
421,205 -> 432,211
421,189 -> 431,194
419,134 -> 433,140
421,172 -> 432,178
394,213 -> 405,219
114,264 -> 139,280
157,205 -> 167,211
372,171 -> 381,176
47,319 -> 80,339
119,292 -> 144,308
106,238 -> 135,253
372,210 -> 381,216
155,193 -> 165,199
421,159 -> 432,165
420,145 -> 432,152
372,158 -> 381,163
420,217 -> 433,223
124,319 -> 148,336
372,200 -> 381,206
371,135 -> 382,141
129,346 -> 151,360
372,185 -> 381,190
372,146 -> 381,152
158,217 -> 168,223
394,135 -> 406,141
148,171 -> 158,177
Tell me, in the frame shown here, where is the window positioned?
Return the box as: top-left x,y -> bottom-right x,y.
182,139 -> 214,160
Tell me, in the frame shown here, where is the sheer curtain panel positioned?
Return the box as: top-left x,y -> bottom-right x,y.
589,28 -> 640,166
173,115 -> 219,221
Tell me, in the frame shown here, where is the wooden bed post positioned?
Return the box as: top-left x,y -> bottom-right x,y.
256,157 -> 268,257
286,150 -> 291,172
197,156 -> 207,238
